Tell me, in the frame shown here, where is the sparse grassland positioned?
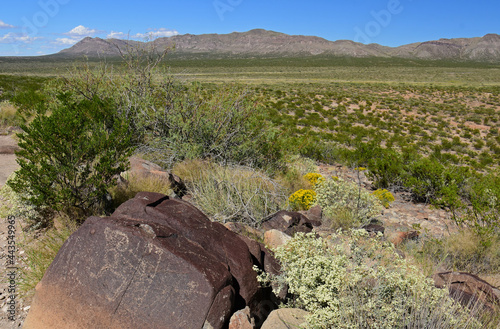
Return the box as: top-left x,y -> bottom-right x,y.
1,54 -> 500,327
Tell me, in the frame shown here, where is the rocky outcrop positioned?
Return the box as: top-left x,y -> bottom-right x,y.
433,272 -> 500,313
24,192 -> 279,329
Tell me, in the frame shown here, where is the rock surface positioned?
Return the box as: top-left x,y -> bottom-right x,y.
264,229 -> 292,250
23,192 -> 277,329
228,307 -> 255,329
433,271 -> 500,313
261,210 -> 318,236
260,308 -> 309,329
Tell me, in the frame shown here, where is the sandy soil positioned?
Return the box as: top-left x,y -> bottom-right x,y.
0,135 -> 19,188
0,134 -> 27,328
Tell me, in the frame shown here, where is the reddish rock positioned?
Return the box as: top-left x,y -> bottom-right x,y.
389,230 -> 419,246
229,307 -> 255,329
24,192 -> 277,329
433,272 -> 500,313
261,210 -> 318,236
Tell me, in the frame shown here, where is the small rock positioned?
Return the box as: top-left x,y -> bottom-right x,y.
228,307 -> 255,329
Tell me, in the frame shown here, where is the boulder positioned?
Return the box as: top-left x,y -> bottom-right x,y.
298,205 -> 323,224
261,210 -> 318,236
264,229 -> 292,250
433,272 -> 500,313
225,222 -> 264,242
261,308 -> 309,329
24,192 -> 278,329
361,223 -> 385,235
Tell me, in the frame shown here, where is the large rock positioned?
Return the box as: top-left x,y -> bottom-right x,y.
24,192 -> 277,329
433,271 -> 500,313
261,308 -> 309,329
261,210 -> 319,236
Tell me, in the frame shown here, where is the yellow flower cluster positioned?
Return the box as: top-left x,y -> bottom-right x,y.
371,189 -> 395,208
303,173 -> 325,187
289,189 -> 317,211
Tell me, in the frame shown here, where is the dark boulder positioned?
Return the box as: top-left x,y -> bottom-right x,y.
24,192 -> 278,329
261,210 -> 319,236
433,271 -> 500,313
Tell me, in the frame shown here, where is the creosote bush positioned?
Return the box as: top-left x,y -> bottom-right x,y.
257,231 -> 482,328
8,95 -> 133,222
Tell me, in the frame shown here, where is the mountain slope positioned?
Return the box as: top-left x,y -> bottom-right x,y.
56,29 -> 500,62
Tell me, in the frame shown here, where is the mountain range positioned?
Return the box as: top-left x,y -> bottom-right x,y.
57,29 -> 500,62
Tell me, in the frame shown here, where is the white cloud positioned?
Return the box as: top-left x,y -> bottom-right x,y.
64,25 -> 102,37
54,37 -> 80,45
0,20 -> 14,29
0,32 -> 39,44
134,28 -> 179,39
107,28 -> 179,40
107,31 -> 128,39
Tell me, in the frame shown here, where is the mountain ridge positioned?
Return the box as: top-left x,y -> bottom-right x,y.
56,29 -> 500,62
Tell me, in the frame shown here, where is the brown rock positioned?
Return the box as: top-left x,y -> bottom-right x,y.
261,308 -> 309,329
433,272 -> 500,313
299,205 -> 323,225
225,222 -> 264,242
0,145 -> 19,154
261,210 -> 317,236
24,192 -> 277,329
389,230 -> 419,246
229,307 -> 255,329
128,156 -> 168,177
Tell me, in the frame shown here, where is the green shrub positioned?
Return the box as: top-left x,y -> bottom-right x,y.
144,84 -> 286,171
315,177 -> 382,229
258,231 -> 481,328
8,95 -> 133,222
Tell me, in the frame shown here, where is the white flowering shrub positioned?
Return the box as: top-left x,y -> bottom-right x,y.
259,231 -> 481,328
315,177 -> 383,228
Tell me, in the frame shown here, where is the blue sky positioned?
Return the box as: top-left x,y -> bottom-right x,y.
0,0 -> 499,56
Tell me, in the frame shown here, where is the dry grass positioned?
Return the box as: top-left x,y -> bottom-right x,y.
17,217 -> 78,297
172,159 -> 287,226
0,101 -> 18,128
109,172 -> 172,209
404,228 -> 500,276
